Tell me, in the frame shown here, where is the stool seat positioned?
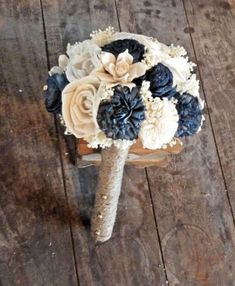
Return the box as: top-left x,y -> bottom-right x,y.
77,138 -> 183,168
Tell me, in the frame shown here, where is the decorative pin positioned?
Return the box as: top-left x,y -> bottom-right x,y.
43,85 -> 48,91
95,230 -> 100,236
98,213 -> 103,219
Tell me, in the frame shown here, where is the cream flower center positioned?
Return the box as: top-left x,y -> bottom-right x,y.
115,60 -> 129,77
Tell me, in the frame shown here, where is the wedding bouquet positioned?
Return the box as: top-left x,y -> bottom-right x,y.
43,27 -> 204,242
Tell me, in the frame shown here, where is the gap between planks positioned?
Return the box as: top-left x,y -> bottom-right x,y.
113,0 -> 169,279
181,0 -> 235,229
114,0 -> 122,31
112,0 -> 169,280
145,168 -> 169,283
39,1 -> 80,285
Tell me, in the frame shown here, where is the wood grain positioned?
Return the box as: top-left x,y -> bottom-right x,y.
2,0 -> 234,285
183,0 -> 235,216
77,139 -> 182,168
0,1 -> 78,285
41,0 -> 167,285
116,0 -> 235,284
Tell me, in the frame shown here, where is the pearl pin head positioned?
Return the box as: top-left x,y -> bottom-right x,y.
98,213 -> 103,219
95,230 -> 100,236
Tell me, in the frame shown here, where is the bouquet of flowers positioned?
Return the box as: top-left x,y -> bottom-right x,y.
43,27 -> 204,242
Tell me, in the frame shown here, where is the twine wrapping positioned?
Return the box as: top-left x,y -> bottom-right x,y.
91,145 -> 130,242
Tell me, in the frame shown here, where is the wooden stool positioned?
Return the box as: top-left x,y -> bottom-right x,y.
77,138 -> 183,168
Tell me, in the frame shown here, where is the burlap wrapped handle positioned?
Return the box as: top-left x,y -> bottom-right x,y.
91,145 -> 130,242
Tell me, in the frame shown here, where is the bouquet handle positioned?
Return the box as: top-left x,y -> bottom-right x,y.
91,145 -> 130,242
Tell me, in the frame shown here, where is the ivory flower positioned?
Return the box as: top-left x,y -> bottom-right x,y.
176,74 -> 204,108
168,44 -> 187,57
49,55 -> 69,75
90,27 -> 115,47
96,50 -> 146,88
139,98 -> 179,149
62,40 -> 102,82
62,75 -> 101,138
162,57 -> 196,87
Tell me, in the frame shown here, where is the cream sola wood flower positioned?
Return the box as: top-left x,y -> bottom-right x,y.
49,54 -> 69,75
58,40 -> 102,82
139,97 -> 179,150
105,31 -> 200,99
96,49 -> 147,88
62,75 -> 102,138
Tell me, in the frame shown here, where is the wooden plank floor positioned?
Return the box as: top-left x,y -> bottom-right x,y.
0,0 -> 234,285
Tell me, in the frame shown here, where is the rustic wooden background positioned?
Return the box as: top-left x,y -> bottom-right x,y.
0,0 -> 235,285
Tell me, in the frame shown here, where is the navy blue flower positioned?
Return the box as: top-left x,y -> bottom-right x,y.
97,86 -> 145,140
43,73 -> 69,114
175,93 -> 203,137
134,63 -> 176,99
102,39 -> 145,63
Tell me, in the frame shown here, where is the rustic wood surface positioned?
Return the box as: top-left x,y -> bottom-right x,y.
41,0 -> 166,285
0,1 -> 78,285
0,0 -> 234,285
115,0 -> 235,284
184,0 -> 235,213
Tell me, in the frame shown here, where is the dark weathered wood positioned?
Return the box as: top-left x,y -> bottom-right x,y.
116,0 -> 235,284
41,0 -> 167,285
2,0 -> 234,285
0,1 -> 78,285
183,0 -> 235,217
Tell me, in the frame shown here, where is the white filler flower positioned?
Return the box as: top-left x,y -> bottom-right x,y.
140,98 -> 179,149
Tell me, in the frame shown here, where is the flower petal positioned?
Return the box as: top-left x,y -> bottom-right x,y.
59,54 -> 69,69
96,69 -> 117,83
99,51 -> 116,66
116,49 -> 133,65
128,62 -> 147,81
